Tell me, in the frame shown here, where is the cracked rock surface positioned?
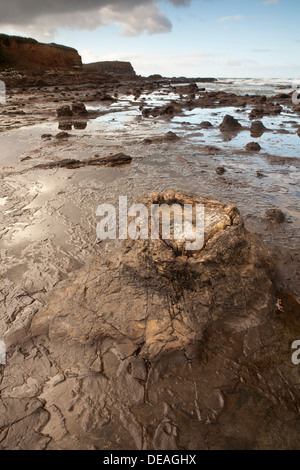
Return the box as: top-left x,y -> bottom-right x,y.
1,190 -> 299,450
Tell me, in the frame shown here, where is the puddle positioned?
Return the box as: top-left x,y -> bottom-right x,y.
173,106 -> 300,159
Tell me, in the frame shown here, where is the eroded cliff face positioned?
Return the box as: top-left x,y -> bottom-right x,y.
0,34 -> 82,70
83,60 -> 136,76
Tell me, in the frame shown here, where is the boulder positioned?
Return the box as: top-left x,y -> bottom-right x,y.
199,121 -> 213,129
214,166 -> 226,175
264,208 -> 286,224
220,115 -> 242,132
56,105 -> 73,118
143,131 -> 180,144
72,102 -> 88,115
30,190 -> 275,359
251,120 -> 267,137
245,142 -> 261,152
6,191 -> 300,451
55,132 -> 71,139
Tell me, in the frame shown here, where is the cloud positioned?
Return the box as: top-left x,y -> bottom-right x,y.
258,0 -> 280,5
218,15 -> 244,23
0,0 -> 191,39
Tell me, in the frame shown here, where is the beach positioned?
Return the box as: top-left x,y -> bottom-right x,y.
0,70 -> 299,449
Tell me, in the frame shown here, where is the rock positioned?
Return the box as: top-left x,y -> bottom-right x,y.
264,208 -> 286,224
202,145 -> 220,155
188,83 -> 199,93
32,152 -> 132,170
297,128 -> 300,137
142,101 -> 182,118
4,190 -> 300,451
250,104 -> 282,120
35,79 -> 49,87
220,115 -> 242,132
55,132 -> 71,139
250,120 -> 267,137
30,190 -> 275,359
56,105 -> 73,118
159,101 -> 182,117
245,142 -> 261,152
83,61 -> 136,76
176,83 -> 199,96
199,121 -> 213,129
256,171 -> 266,178
99,94 -> 116,102
214,166 -> 226,175
293,105 -> 300,113
144,131 -> 180,144
41,134 -> 52,139
72,102 -> 88,115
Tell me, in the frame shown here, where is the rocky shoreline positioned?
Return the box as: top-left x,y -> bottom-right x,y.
0,69 -> 299,450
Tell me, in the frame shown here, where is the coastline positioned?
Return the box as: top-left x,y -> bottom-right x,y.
0,70 -> 299,450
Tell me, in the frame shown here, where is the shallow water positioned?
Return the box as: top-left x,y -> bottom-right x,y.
198,77 -> 300,97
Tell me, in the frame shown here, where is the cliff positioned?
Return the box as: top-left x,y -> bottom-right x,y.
83,61 -> 136,76
0,34 -> 82,70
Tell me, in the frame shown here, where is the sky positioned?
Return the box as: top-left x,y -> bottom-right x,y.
0,0 -> 299,78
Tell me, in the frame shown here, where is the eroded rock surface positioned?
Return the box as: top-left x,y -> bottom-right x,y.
28,190 -> 275,358
1,190 -> 299,450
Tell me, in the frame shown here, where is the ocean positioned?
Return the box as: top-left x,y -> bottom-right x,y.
201,77 -> 300,97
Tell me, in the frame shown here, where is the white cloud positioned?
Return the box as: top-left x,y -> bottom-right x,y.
99,4 -> 172,36
218,15 -> 244,23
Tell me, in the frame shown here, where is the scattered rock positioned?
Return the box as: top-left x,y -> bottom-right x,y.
214,166 -> 226,175
264,208 -> 286,224
56,105 -> 73,118
142,101 -> 182,118
220,115 -> 242,133
35,79 -> 49,87
144,131 -> 180,144
250,104 -> 282,120
202,145 -> 220,155
32,152 -> 132,170
55,132 -> 71,139
250,120 -> 267,137
72,102 -> 88,115
30,189 -> 276,359
245,142 -> 261,152
99,94 -> 116,102
256,171 -> 266,178
199,121 -> 213,129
